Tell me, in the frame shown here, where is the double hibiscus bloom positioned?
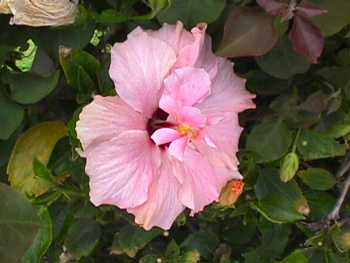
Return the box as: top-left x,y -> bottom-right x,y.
76,22 -> 255,230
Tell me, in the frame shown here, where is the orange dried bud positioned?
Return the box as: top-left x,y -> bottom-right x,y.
219,180 -> 245,206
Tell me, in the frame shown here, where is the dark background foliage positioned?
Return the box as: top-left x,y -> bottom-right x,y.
1,0 -> 350,262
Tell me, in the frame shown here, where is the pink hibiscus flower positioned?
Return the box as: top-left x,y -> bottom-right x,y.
76,22 -> 255,230
257,0 -> 327,64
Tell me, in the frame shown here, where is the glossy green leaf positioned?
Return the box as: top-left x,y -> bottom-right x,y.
332,224 -> 350,253
111,224 -> 162,258
181,229 -> 219,259
217,7 -> 279,58
0,183 -> 44,263
0,90 -> 24,140
2,71 -> 60,104
297,130 -> 346,161
0,45 -> 12,65
59,47 -> 100,103
22,208 -> 53,263
246,120 -> 292,163
254,169 -> 309,223
59,47 -> 100,88
244,221 -> 291,263
311,0 -> 350,36
256,37 -> 310,79
305,191 -> 335,221
299,168 -> 336,190
7,121 -> 67,197
64,219 -> 101,259
157,0 -> 225,28
280,250 -> 309,263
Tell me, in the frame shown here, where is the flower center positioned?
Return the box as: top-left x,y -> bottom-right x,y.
146,108 -> 170,136
177,123 -> 200,138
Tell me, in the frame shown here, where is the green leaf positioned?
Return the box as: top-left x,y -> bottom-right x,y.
297,130 -> 346,161
181,250 -> 200,263
246,70 -> 290,96
64,219 -> 101,260
244,221 -> 291,263
22,208 -> 53,263
298,168 -> 336,190
0,45 -> 13,65
157,0 -> 225,28
280,152 -> 300,182
256,37 -> 310,79
280,250 -> 309,263
326,250 -> 350,263
317,67 -> 350,91
139,255 -> 159,263
305,191 -> 335,221
0,183 -> 44,263
259,222 -> 291,260
0,90 -> 24,140
2,71 -> 60,104
7,121 -> 67,197
59,48 -> 100,87
217,7 -> 279,58
110,224 -> 162,258
332,224 -> 350,253
311,0 -> 350,36
246,120 -> 292,163
165,240 -> 181,258
181,229 -> 219,259
148,0 -> 170,15
59,47 -> 100,103
254,168 -> 309,223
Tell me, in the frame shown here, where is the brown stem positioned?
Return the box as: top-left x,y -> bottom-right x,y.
327,172 -> 350,221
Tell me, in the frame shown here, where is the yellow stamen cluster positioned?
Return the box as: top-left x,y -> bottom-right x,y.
177,124 -> 200,138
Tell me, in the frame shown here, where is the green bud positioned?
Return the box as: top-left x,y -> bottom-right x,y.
280,152 -> 299,182
332,224 -> 350,252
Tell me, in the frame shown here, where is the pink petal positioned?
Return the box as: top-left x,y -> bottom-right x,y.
204,113 -> 242,158
289,15 -> 324,64
175,24 -> 218,78
148,21 -> 193,54
85,130 -> 161,209
76,95 -> 146,149
296,0 -> 327,18
151,22 -> 218,78
179,106 -> 207,128
128,154 -> 185,230
192,139 -> 242,190
169,137 -> 188,161
180,148 -> 220,214
109,27 -> 176,117
198,59 -> 255,115
190,113 -> 244,192
159,67 -> 211,115
151,128 -> 181,145
256,0 -> 289,17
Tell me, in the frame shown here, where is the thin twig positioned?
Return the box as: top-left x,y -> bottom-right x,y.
304,152 -> 350,231
327,172 -> 350,221
337,151 -> 350,178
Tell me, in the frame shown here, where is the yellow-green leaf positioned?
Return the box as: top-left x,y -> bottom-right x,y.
7,121 -> 67,197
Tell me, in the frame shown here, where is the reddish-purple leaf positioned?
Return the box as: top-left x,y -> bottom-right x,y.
296,0 -> 327,18
216,7 -> 280,58
289,15 -> 324,64
256,0 -> 289,17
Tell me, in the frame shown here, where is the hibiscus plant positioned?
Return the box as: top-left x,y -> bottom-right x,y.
1,0 -> 350,262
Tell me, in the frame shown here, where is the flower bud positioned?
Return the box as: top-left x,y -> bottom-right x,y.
219,180 -> 244,206
280,152 -> 299,182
